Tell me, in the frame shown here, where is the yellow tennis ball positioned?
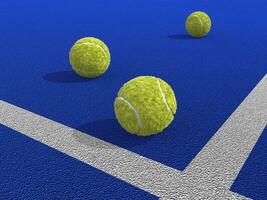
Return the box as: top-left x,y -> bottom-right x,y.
114,76 -> 177,136
186,11 -> 211,38
69,37 -> 111,78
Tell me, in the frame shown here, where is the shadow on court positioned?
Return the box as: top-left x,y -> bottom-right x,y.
75,119 -> 153,149
43,70 -> 93,83
167,34 -> 193,40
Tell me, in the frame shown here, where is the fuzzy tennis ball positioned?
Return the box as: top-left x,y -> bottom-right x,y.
69,37 -> 111,78
114,76 -> 177,136
186,11 -> 211,38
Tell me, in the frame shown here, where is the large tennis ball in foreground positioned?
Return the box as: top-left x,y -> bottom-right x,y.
186,11 -> 211,38
114,76 -> 177,136
69,37 -> 111,78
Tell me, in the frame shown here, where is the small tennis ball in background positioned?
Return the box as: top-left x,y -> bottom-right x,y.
114,76 -> 177,136
69,37 -> 111,78
186,11 -> 211,38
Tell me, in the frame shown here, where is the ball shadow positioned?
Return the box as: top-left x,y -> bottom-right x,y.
43,70 -> 92,83
167,34 -> 194,40
74,119 -> 153,149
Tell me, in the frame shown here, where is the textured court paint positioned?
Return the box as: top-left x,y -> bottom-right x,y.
0,0 -> 267,198
184,75 -> 267,187
231,127 -> 267,199
0,126 -> 157,200
0,100 -> 183,198
0,74 -> 266,199
0,0 -> 266,172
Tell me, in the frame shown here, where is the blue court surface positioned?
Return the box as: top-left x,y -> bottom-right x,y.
0,0 -> 266,199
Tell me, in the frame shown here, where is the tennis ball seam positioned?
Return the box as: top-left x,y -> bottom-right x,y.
82,42 -> 109,68
157,79 -> 174,115
192,14 -> 205,35
74,42 -> 109,72
116,96 -> 142,131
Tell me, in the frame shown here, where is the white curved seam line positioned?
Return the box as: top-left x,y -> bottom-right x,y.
117,96 -> 142,129
193,14 -> 205,34
78,42 -> 108,70
157,80 -> 172,115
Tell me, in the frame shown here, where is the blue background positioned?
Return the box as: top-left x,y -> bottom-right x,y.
0,0 -> 266,199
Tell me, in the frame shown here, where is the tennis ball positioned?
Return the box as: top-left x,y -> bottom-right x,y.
186,11 -> 211,38
69,37 -> 111,78
114,76 -> 177,136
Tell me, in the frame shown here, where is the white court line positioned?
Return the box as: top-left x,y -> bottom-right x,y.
0,100 -> 183,197
0,74 -> 266,199
184,75 -> 267,188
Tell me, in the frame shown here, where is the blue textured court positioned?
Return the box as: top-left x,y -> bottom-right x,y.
0,0 -> 266,199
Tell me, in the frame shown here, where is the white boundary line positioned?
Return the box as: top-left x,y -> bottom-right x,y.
0,74 -> 266,199
0,100 -> 183,197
